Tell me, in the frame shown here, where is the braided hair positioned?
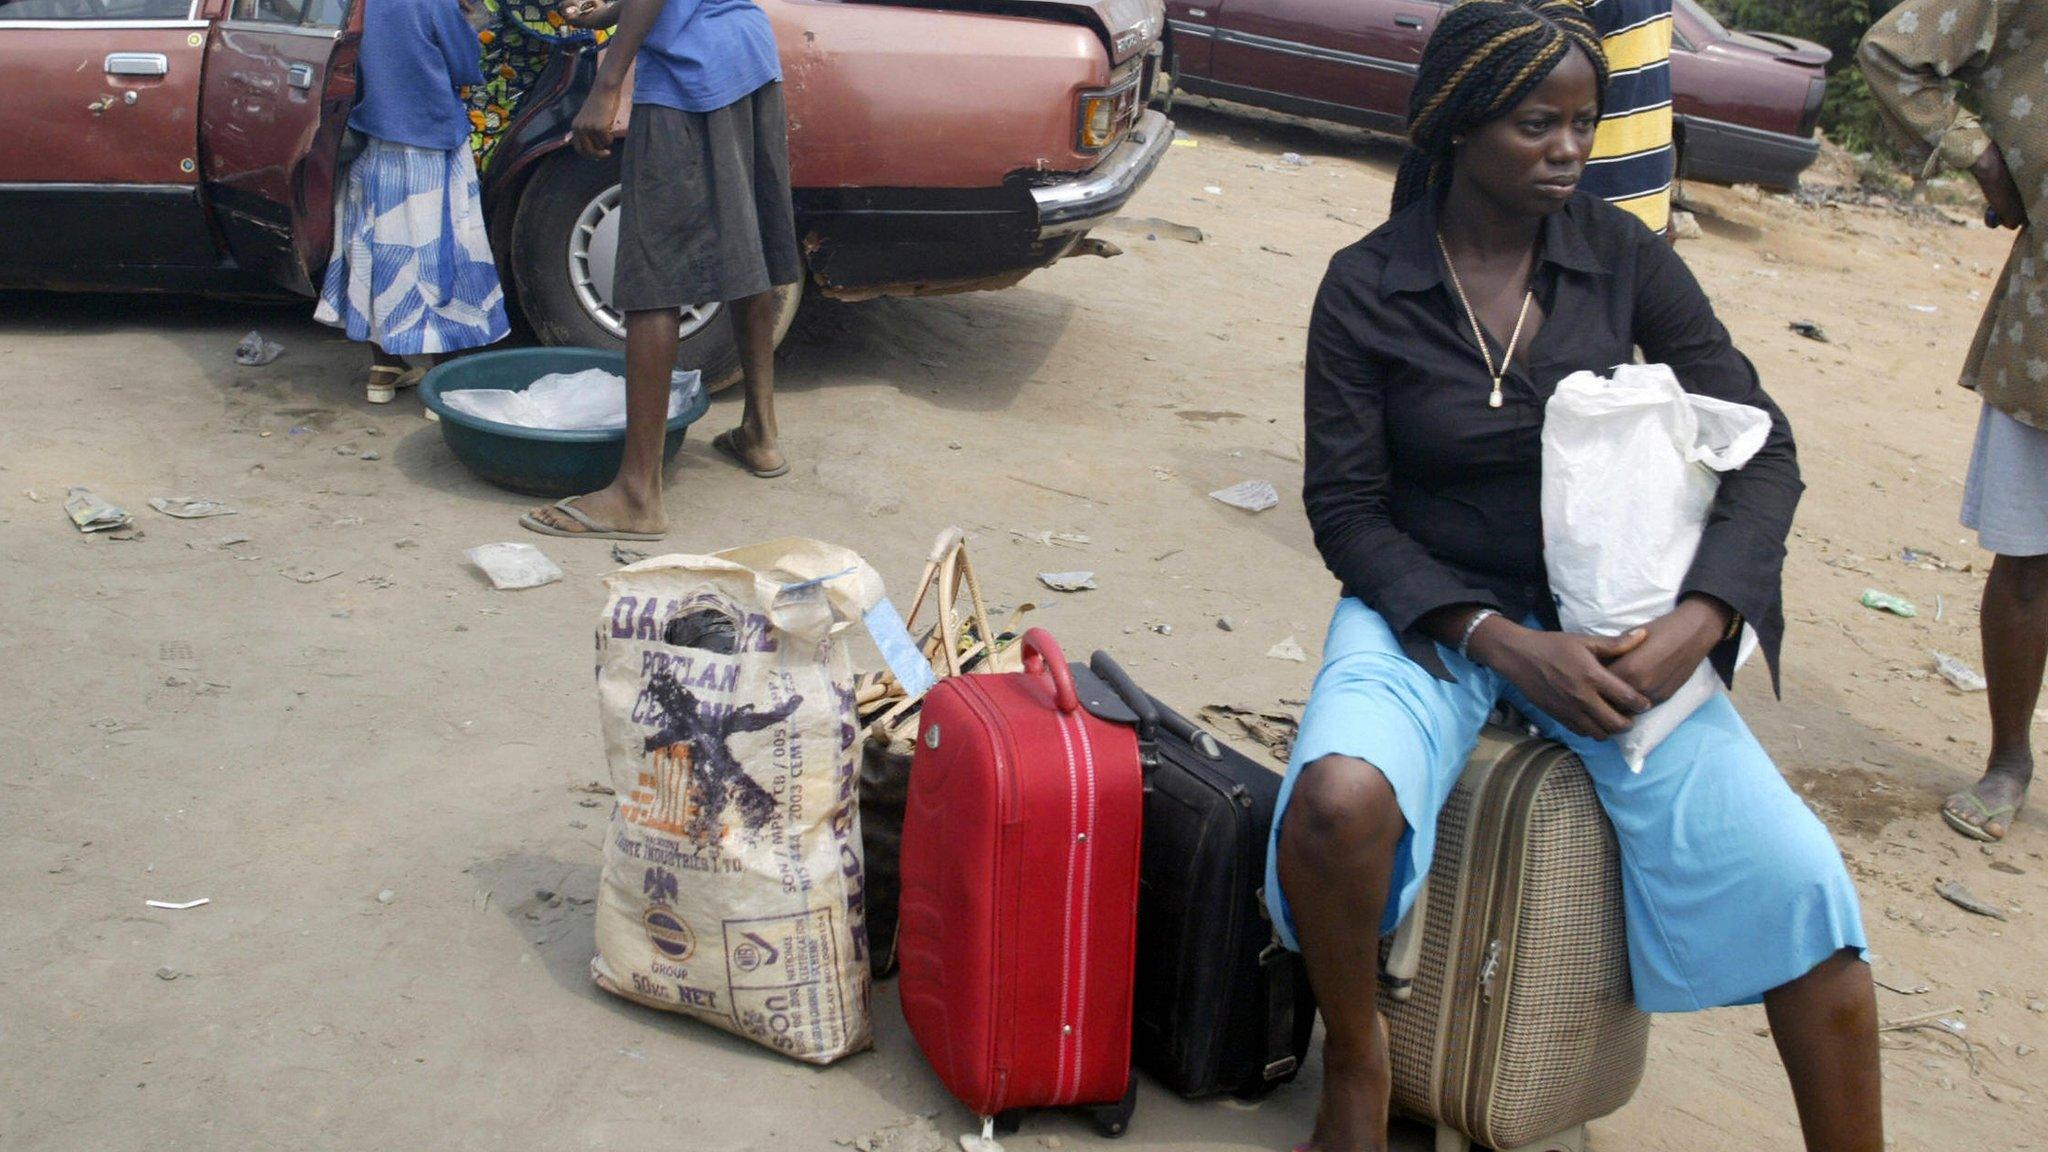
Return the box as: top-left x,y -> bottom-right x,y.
1391,0 -> 1609,213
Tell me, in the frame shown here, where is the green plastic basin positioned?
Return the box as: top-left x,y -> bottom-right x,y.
418,347 -> 709,497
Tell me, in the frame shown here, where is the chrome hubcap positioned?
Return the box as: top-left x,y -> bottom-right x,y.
568,183 -> 719,342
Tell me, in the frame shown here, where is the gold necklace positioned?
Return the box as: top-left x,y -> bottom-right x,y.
1436,234 -> 1534,410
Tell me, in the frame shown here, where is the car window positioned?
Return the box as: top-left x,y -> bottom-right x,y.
1673,0 -> 1725,46
0,0 -> 193,17
300,0 -> 345,25
231,0 -> 308,22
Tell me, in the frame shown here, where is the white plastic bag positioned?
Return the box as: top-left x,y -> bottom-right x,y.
1541,363 -> 1770,771
591,539 -> 884,1063
441,367 -> 700,430
466,541 -> 564,590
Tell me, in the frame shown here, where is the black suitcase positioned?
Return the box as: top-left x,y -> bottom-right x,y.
1077,652 -> 1317,1099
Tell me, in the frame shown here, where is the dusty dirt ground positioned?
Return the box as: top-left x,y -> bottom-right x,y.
4,98 -> 2046,1151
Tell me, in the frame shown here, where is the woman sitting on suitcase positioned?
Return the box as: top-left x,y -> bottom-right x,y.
1268,3 -> 1881,1150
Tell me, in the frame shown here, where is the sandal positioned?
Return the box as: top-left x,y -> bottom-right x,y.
712,429 -> 790,479
1941,788 -> 2022,843
366,365 -> 425,405
519,495 -> 664,541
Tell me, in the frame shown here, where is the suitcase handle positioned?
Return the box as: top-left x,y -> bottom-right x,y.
1020,628 -> 1081,714
1090,650 -> 1226,759
1086,651 -> 1160,738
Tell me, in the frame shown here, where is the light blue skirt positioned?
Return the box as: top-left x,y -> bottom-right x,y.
1264,599 -> 1867,1013
314,136 -> 509,356
1962,400 -> 2048,557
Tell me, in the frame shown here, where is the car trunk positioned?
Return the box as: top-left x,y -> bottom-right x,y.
1725,30 -> 1831,70
848,0 -> 1161,64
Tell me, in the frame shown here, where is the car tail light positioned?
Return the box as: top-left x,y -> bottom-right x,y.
1797,75 -> 1825,138
1077,71 -> 1142,152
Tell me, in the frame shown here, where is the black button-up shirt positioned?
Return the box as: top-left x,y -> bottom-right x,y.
1304,193 -> 1801,690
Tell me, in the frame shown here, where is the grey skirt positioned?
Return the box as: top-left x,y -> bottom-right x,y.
1962,400 -> 2048,557
613,84 -> 802,313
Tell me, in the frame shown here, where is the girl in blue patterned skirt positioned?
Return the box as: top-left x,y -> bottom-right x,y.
315,0 -> 509,403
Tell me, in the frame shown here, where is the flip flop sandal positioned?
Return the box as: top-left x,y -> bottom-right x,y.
518,495 -> 664,541
713,429 -> 791,479
1941,790 -> 2019,843
366,365 -> 426,405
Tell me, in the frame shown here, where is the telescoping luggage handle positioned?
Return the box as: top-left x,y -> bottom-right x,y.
1019,628 -> 1080,714
1088,650 -> 1225,760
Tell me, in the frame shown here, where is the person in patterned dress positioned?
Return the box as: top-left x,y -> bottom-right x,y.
1863,0 -> 2046,842
315,0 -> 511,403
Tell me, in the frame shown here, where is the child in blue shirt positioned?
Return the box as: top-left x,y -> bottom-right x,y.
315,0 -> 511,403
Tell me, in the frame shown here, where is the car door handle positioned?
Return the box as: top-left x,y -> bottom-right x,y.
105,52 -> 168,77
286,63 -> 315,90
1394,15 -> 1423,28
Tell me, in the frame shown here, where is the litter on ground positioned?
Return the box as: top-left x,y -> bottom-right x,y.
1934,880 -> 2007,921
64,487 -> 131,533
1860,589 -> 1917,618
1210,479 -> 1280,512
148,496 -> 237,519
1037,571 -> 1097,592
1933,652 -> 1988,692
1104,216 -> 1204,244
232,331 -> 283,366
1200,703 -> 1300,761
1267,635 -> 1308,662
467,542 -> 564,590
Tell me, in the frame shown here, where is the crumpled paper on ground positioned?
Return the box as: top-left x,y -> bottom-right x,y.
64,487 -> 131,533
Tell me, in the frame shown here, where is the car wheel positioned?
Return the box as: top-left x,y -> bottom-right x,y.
509,149 -> 803,393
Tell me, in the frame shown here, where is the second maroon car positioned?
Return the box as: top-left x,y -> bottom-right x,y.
1161,0 -> 1829,192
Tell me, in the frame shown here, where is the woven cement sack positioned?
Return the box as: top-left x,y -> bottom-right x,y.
591,539 -> 884,1064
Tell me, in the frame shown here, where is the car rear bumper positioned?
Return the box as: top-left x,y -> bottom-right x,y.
791,109 -> 1175,298
1033,110 -> 1174,238
1678,115 -> 1819,193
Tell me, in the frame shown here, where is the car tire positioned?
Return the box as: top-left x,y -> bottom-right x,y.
509,148 -> 803,393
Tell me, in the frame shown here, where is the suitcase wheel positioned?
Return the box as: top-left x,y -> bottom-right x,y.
992,1112 -> 1025,1137
1087,1076 -> 1139,1138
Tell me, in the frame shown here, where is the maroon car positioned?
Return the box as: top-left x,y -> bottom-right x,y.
1160,0 -> 1829,191
0,0 -> 1171,384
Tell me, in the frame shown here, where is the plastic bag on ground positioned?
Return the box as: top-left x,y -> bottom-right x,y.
1541,363 -> 1771,771
441,368 -> 701,430
592,539 -> 885,1063
467,541 -> 564,589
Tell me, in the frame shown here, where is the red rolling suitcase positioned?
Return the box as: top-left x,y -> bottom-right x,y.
898,629 -> 1145,1138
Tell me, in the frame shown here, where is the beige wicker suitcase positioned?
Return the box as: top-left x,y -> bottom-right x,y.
1378,727 -> 1649,1152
